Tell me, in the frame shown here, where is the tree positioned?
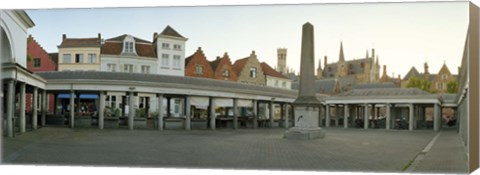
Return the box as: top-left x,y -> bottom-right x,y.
447,80 -> 458,93
406,76 -> 434,93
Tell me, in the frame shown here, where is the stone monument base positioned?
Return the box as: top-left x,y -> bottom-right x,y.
284,127 -> 325,140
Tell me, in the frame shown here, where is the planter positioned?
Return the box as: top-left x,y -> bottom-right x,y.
74,116 -> 92,128
164,118 -> 184,130
46,115 -> 65,125
191,119 -> 208,129
134,118 -> 147,129
104,117 -> 119,129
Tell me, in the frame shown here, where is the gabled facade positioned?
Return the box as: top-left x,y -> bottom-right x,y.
210,52 -> 238,81
233,51 -> 265,86
27,35 -> 57,72
154,25 -> 188,76
26,35 -> 56,113
184,47 -> 214,78
57,34 -> 101,71
100,34 -> 157,74
432,63 -> 455,93
260,62 -> 291,89
321,42 -> 380,84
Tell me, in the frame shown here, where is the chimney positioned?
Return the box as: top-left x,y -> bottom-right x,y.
153,32 -> 158,42
62,34 -> 66,40
383,65 -> 387,75
216,56 -> 221,60
371,48 -> 375,58
98,33 -> 101,40
324,56 -> 327,69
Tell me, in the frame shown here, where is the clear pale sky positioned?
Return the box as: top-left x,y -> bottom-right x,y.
23,1 -> 468,78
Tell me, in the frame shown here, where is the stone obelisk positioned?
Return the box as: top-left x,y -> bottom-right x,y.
284,22 -> 325,140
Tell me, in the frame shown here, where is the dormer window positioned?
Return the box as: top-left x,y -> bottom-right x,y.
124,42 -> 134,53
195,65 -> 204,75
222,69 -> 230,77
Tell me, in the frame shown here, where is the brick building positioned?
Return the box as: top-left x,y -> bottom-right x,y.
184,47 -> 214,78
233,51 -> 265,86
26,35 -> 56,113
210,52 -> 238,81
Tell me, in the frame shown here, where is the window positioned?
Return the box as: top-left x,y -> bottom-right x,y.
141,65 -> 150,74
75,54 -> 83,63
360,62 -> 365,68
161,54 -> 169,67
173,44 -> 181,50
33,58 -> 41,68
250,67 -> 257,78
88,54 -> 96,63
107,64 -> 116,72
282,82 -> 287,88
162,43 -> 170,49
124,42 -> 134,53
195,65 -> 204,75
124,64 -> 134,73
173,55 -> 181,68
442,74 -> 448,80
275,80 -> 279,86
222,69 -> 230,77
63,54 -> 71,63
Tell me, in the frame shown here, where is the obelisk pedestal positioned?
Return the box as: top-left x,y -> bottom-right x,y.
284,22 -> 325,140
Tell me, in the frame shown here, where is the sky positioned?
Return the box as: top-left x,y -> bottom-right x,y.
22,0 -> 469,78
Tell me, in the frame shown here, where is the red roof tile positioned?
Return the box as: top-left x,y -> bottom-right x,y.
59,38 -> 101,48
260,62 -> 288,79
232,57 -> 249,75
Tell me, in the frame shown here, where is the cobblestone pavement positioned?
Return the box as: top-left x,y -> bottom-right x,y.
0,126 -> 467,173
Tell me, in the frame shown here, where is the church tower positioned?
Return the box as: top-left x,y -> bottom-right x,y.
337,41 -> 347,77
317,56 -> 324,79
277,48 -> 287,74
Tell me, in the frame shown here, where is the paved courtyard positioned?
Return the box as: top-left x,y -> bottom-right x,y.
1,126 -> 468,173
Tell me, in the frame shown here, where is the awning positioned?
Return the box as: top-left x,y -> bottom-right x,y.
214,98 -> 233,107
190,97 -> 209,109
57,94 -> 98,99
237,99 -> 253,107
57,94 -> 76,99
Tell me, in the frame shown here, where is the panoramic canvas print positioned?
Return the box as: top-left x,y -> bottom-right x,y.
1,1 -> 478,174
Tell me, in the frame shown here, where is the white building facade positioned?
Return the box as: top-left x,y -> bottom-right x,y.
154,25 -> 188,76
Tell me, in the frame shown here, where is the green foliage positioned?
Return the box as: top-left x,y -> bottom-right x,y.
27,54 -> 32,62
135,108 -> 146,118
447,80 -> 458,93
406,77 -> 434,93
113,108 -> 121,117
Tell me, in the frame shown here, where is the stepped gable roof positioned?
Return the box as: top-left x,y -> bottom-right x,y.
232,57 -> 249,75
260,62 -> 288,79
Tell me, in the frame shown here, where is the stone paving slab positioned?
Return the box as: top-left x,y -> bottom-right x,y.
411,128 -> 469,174
0,127 -> 464,173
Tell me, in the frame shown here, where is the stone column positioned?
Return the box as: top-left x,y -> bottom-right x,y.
70,90 -> 75,128
209,97 -> 216,130
269,100 -> 274,128
409,104 -> 414,131
128,91 -> 134,130
284,103 -> 289,128
157,94 -> 164,131
335,105 -> 339,127
325,105 -> 330,127
19,83 -> 26,133
99,92 -> 105,129
318,105 -> 323,127
386,103 -> 391,130
32,87 -> 38,130
343,104 -> 349,128
350,105 -> 356,127
233,98 -> 238,129
41,90 -> 47,126
252,100 -> 258,129
434,104 -> 440,131
185,96 -> 191,130
6,80 -> 15,137
364,104 -> 369,129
